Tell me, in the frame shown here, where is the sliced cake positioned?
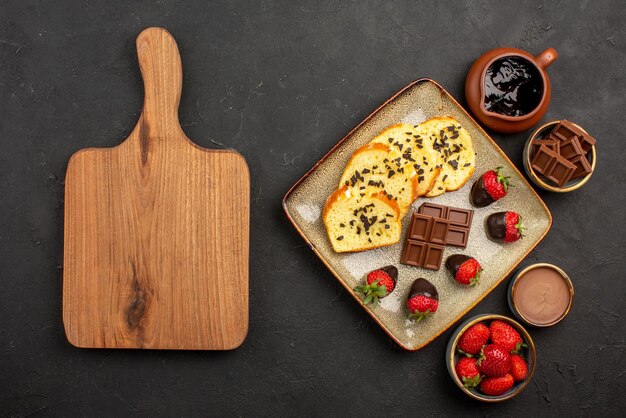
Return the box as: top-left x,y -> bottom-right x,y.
323,185 -> 402,253
370,123 -> 441,197
416,117 -> 475,197
339,142 -> 418,217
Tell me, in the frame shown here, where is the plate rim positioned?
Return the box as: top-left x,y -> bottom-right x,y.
282,78 -> 553,351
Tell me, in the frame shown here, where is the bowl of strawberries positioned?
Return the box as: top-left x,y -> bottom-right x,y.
446,314 -> 536,402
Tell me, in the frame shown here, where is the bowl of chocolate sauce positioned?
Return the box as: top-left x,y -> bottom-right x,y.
466,47 -> 558,133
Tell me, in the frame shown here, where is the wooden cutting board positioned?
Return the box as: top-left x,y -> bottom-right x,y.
63,28 -> 250,350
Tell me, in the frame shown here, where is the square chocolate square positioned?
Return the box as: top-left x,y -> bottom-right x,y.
418,203 -> 448,219
531,145 -> 558,176
569,154 -> 592,180
429,219 -> 450,245
446,226 -> 469,248
533,138 -> 559,154
422,244 -> 445,270
578,133 -> 596,153
551,120 -> 585,142
408,213 -> 433,241
447,208 -> 473,229
545,156 -> 577,187
559,137 -> 583,160
400,240 -> 427,267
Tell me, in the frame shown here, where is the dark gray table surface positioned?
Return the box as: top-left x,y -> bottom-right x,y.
1,0 -> 625,416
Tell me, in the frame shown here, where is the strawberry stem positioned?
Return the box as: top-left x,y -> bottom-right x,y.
354,280 -> 388,307
515,216 -> 526,239
462,375 -> 482,389
470,267 -> 481,287
457,348 -> 474,358
495,166 -> 513,191
409,309 -> 432,322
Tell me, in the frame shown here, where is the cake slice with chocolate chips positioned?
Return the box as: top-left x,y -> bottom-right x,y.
323,185 -> 402,253
370,123 -> 441,197
417,117 -> 475,197
339,141 -> 418,217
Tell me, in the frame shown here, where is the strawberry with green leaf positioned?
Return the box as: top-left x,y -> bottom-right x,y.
455,357 -> 482,388
406,278 -> 439,322
446,255 -> 482,286
354,266 -> 397,308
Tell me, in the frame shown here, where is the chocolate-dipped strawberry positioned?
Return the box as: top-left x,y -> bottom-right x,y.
354,265 -> 397,307
471,167 -> 512,207
446,255 -> 482,286
406,278 -> 438,321
486,211 -> 525,243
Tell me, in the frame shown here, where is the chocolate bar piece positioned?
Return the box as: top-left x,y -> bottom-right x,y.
430,218 -> 450,245
447,207 -> 473,229
401,212 -> 447,270
559,137 -> 584,160
532,138 -> 559,155
550,120 -> 597,153
407,213 -> 450,245
531,145 -> 558,176
578,132 -> 596,153
400,240 -> 427,267
402,204 -> 475,270
418,203 -> 448,219
545,155 -> 577,186
569,154 -> 592,180
419,203 -> 473,248
408,213 -> 433,241
550,120 -> 586,142
447,226 -> 470,248
422,244 -> 445,270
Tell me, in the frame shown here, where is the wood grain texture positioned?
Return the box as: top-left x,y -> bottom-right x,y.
63,28 -> 250,349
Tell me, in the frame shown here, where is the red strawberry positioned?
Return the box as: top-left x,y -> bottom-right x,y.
490,320 -> 526,353
478,344 -> 511,377
457,322 -> 490,356
354,266 -> 397,308
479,374 -> 515,396
455,357 -> 482,388
407,295 -> 438,321
446,255 -> 482,286
471,167 -> 512,207
486,211 -> 525,243
406,278 -> 438,322
510,354 -> 528,382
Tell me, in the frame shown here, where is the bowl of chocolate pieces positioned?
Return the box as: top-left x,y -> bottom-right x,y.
523,120 -> 596,192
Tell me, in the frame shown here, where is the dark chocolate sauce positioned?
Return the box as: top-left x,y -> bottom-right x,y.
486,212 -> 507,241
471,177 -> 495,207
484,56 -> 543,117
408,278 -> 438,301
446,254 -> 471,276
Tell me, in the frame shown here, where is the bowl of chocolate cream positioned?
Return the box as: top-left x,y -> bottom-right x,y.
508,263 -> 574,327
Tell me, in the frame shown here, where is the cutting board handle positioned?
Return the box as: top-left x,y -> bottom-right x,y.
135,27 -> 183,138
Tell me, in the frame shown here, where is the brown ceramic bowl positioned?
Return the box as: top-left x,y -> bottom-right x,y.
523,121 -> 596,192
466,47 -> 557,134
446,314 -> 536,402
508,263 -> 574,327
